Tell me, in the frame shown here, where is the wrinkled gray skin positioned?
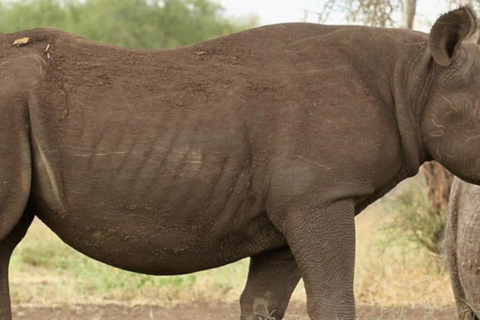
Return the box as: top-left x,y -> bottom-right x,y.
2,6 -> 480,320
447,178 -> 480,320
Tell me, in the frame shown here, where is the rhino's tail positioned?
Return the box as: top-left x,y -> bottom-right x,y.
446,179 -> 478,320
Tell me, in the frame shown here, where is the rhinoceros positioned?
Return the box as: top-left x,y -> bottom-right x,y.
1,5 -> 480,320
447,178 -> 480,320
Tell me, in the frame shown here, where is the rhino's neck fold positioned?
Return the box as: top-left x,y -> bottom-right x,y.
391,44 -> 433,177
329,26 -> 431,177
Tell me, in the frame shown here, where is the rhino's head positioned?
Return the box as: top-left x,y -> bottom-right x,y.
422,6 -> 480,184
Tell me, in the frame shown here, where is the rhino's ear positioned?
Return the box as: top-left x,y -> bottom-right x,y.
429,6 -> 477,66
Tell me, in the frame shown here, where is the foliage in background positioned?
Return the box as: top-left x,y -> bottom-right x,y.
318,0 -> 402,27
0,0 -> 258,48
381,179 -> 447,257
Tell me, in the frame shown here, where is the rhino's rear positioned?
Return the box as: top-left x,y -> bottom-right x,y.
1,27 -> 293,274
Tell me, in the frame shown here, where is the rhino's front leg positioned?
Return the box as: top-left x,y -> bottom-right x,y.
240,247 -> 301,320
282,200 -> 356,320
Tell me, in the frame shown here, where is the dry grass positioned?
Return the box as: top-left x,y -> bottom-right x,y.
8,179 -> 454,309
353,204 -> 453,308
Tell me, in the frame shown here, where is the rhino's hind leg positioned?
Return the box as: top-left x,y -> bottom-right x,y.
0,58 -> 37,319
240,247 -> 301,320
0,212 -> 34,320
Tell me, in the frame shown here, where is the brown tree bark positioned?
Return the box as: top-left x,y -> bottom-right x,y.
422,163 -> 454,213
420,162 -> 453,255
402,0 -> 417,29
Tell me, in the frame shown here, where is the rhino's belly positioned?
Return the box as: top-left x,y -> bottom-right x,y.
31,154 -> 284,274
34,193 -> 284,274
37,208 -> 282,275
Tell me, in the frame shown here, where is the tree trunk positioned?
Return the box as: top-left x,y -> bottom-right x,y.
402,0 -> 417,29
422,163 -> 454,213
421,162 -> 454,254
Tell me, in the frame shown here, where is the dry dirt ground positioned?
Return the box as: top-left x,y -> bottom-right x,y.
12,303 -> 457,320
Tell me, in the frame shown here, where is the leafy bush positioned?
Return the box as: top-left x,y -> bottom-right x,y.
381,179 -> 446,257
0,0 -> 258,48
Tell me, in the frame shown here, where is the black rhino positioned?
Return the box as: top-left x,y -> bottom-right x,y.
1,6 -> 480,320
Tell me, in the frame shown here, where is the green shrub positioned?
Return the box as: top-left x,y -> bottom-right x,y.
381,180 -> 446,257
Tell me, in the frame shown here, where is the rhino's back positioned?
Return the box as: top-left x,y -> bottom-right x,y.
2,24 -> 415,211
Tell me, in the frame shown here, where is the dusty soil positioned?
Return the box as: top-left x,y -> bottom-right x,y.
12,303 -> 457,320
